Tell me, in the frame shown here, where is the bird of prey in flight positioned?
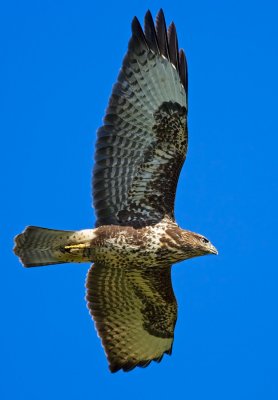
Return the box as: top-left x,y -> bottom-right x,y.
14,9 -> 217,373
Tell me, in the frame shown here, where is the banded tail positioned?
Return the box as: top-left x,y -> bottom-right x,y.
14,226 -> 96,267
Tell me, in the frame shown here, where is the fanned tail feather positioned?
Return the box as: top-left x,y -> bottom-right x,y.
14,226 -> 95,267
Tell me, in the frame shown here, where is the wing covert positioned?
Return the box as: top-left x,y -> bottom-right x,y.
93,10 -> 188,227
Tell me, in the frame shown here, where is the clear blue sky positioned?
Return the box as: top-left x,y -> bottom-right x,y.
1,0 -> 278,399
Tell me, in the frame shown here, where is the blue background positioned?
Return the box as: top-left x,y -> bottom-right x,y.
1,0 -> 278,399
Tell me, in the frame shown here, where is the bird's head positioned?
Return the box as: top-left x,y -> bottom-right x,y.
180,230 -> 218,259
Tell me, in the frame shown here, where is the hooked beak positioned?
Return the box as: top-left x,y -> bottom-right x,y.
209,243 -> 218,255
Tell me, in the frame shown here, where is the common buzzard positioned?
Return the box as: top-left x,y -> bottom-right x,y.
14,9 -> 217,372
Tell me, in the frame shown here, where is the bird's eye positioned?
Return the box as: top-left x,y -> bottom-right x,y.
201,237 -> 209,244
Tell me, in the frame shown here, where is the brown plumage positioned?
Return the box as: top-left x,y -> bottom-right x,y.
13,9 -> 217,373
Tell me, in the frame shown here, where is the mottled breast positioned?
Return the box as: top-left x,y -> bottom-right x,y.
90,218 -> 186,265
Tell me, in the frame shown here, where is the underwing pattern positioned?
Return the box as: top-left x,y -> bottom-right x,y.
86,261 -> 176,372
93,10 -> 188,228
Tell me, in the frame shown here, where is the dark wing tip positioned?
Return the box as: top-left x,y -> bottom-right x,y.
131,16 -> 148,49
108,351 -> 170,373
109,363 -> 121,373
130,10 -> 187,90
144,10 -> 159,53
179,49 -> 188,93
167,21 -> 179,71
155,8 -> 170,59
131,15 -> 140,32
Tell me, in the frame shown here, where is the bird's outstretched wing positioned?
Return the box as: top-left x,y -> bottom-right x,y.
93,10 -> 188,227
86,261 -> 177,372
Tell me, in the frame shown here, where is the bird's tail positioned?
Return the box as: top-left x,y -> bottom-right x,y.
14,226 -> 95,267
